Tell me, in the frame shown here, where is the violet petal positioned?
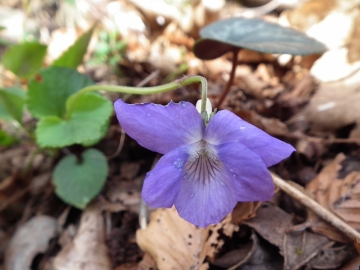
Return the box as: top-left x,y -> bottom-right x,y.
204,110 -> 295,167
114,99 -> 204,154
174,142 -> 237,227
216,142 -> 274,201
142,144 -> 190,208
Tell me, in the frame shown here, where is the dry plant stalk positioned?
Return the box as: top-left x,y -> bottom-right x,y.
271,172 -> 360,241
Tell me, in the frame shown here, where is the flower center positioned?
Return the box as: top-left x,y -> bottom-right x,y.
184,140 -> 223,184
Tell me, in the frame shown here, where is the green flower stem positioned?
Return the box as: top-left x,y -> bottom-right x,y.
66,75 -> 208,118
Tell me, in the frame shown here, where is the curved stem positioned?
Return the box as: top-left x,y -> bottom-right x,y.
66,75 -> 208,118
216,49 -> 239,108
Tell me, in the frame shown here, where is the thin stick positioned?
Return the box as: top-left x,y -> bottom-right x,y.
216,49 -> 239,108
106,128 -> 125,160
139,155 -> 161,229
271,172 -> 360,240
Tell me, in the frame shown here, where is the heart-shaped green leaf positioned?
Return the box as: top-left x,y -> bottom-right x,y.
36,93 -> 112,148
0,87 -> 26,122
52,26 -> 94,68
53,148 -> 108,209
193,17 -> 327,60
81,119 -> 110,147
2,42 -> 47,78
27,67 -> 93,118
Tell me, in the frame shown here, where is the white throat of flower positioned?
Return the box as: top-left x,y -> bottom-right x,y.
185,140 -> 222,185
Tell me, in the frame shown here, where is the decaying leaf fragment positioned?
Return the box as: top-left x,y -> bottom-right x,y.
213,231 -> 283,269
136,207 -> 237,269
52,204 -> 112,270
245,203 -> 350,270
5,216 -> 58,270
306,153 -> 360,242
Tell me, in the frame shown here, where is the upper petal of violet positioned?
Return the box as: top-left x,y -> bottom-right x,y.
203,110 -> 295,167
114,99 -> 204,154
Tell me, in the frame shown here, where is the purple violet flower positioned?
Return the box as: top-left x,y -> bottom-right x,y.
114,99 -> 295,227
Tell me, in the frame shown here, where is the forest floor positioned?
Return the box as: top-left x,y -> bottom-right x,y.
1,0 -> 360,269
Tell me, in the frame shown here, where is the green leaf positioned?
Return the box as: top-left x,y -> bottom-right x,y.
0,129 -> 17,146
53,148 -> 108,209
52,27 -> 94,68
81,119 -> 110,147
36,93 -> 112,148
193,17 -> 327,60
2,42 -> 47,78
27,67 -> 93,118
0,87 -> 26,122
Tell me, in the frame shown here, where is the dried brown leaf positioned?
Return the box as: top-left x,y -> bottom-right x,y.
292,69 -> 360,133
237,110 -> 289,137
5,216 -> 58,270
214,232 -> 283,270
246,203 -> 336,270
279,74 -> 317,107
231,202 -> 262,224
307,242 -> 355,269
306,153 -> 360,243
52,204 -> 112,270
136,207 -> 237,269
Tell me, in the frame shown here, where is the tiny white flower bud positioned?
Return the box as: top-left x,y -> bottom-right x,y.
196,98 -> 212,115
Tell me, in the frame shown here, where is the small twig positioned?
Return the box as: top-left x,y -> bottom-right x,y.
122,69 -> 161,102
136,69 -> 161,88
216,49 -> 239,108
0,187 -> 30,213
107,128 -> 126,160
139,155 -> 161,229
271,172 -> 360,241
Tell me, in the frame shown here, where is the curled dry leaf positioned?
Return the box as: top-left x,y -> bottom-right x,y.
5,216 -> 58,270
292,68 -> 360,133
136,207 -> 237,270
306,153 -> 360,243
52,204 -> 112,270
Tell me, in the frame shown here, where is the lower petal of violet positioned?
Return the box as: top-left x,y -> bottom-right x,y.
142,144 -> 190,208
216,142 -> 274,202
174,141 -> 238,227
